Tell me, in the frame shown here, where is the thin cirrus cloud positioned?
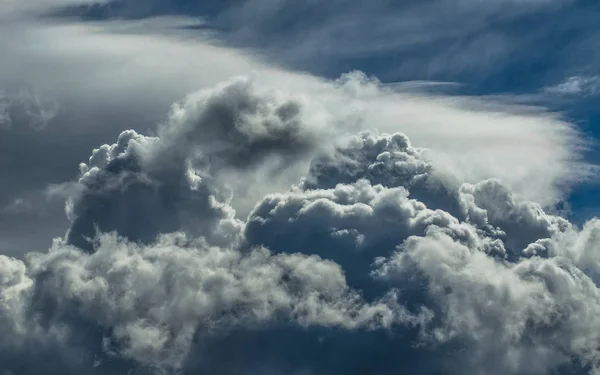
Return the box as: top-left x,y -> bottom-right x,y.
1,2 -> 600,375
0,90 -> 60,131
42,0 -> 598,91
545,75 -> 600,96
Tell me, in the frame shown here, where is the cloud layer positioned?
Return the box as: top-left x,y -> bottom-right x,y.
1,74 -> 600,375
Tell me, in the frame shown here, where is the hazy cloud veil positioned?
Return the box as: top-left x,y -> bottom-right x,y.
2,1 -> 600,375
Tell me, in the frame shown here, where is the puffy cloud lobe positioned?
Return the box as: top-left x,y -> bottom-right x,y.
0,254 -> 86,375
66,77 -> 339,251
304,131 -> 430,190
303,131 -> 461,215
458,179 -> 571,257
4,77 -> 600,375
0,255 -> 31,339
373,230 -> 600,375
14,233 -> 402,372
245,179 -> 468,294
67,129 -> 242,251
527,218 -> 600,283
158,77 -> 327,171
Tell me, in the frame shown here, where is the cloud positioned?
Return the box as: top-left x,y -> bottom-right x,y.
45,0 -> 588,89
66,128 -> 241,251
0,20 -> 588,209
0,198 -> 33,214
3,84 -> 600,374
245,130 -> 600,375
156,76 -> 328,171
63,76 -> 341,250
2,13 -> 600,375
16,233 -> 402,371
545,76 -> 600,96
61,72 -> 590,254
0,90 -> 59,131
373,231 -> 600,375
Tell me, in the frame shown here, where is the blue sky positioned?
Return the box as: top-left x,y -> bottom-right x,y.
2,1 -> 600,374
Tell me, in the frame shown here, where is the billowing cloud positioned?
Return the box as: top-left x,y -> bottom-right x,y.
1,10 -> 600,374
64,76 -> 337,250
21,233 -> 401,370
374,231 -> 600,375
1,74 -> 600,375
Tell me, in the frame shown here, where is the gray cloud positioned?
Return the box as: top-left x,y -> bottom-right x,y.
65,129 -> 241,251
2,5 -> 600,373
18,233 -> 401,371
157,77 -> 321,171
0,50 -> 598,374
374,230 -> 600,375
3,97 -> 600,374
0,90 -> 59,131
246,131 -> 600,374
51,0 -> 583,87
64,77 -> 342,251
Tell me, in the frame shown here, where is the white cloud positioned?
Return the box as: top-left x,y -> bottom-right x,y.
545,75 -> 600,96
0,20 -> 589,207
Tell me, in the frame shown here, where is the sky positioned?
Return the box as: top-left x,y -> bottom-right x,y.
2,1 -> 600,374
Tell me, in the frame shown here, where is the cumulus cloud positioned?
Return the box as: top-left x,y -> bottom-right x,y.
64,76 -> 341,250
66,128 -> 241,251
157,76 -> 330,171
18,233 -> 401,371
246,130 -> 600,375
2,13 -> 600,375
2,74 -> 600,374
373,231 -> 600,375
